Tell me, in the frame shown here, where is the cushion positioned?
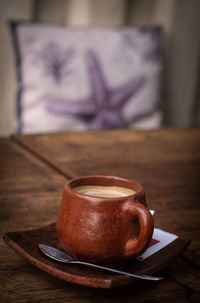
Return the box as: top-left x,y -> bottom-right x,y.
10,22 -> 163,133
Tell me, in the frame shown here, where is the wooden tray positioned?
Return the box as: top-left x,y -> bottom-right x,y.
3,223 -> 190,289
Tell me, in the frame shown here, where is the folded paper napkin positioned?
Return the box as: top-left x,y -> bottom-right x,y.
137,210 -> 178,261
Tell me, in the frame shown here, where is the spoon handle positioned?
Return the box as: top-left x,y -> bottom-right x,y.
72,261 -> 163,281
38,244 -> 163,281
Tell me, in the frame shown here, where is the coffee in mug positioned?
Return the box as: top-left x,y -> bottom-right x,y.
73,185 -> 136,198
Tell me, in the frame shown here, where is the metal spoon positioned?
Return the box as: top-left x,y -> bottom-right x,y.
39,244 -> 164,281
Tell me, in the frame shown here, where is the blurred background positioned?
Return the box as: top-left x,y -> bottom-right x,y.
0,0 -> 200,136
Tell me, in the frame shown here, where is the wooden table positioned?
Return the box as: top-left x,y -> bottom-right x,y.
1,128 -> 200,302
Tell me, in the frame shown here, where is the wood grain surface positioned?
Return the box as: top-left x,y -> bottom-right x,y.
0,138 -> 67,302
0,129 -> 200,302
0,138 -> 66,196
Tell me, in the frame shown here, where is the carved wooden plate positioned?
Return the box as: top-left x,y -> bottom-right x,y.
3,223 -> 190,288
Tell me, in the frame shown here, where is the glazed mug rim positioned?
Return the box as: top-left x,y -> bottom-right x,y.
65,175 -> 144,201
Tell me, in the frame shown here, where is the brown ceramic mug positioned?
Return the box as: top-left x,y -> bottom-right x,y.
56,175 -> 154,264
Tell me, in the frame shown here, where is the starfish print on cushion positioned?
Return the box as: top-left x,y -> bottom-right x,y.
46,49 -> 146,130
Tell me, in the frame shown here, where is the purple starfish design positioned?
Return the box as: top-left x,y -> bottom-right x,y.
46,49 -> 146,130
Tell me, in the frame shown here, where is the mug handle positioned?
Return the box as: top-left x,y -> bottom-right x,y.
122,200 -> 154,258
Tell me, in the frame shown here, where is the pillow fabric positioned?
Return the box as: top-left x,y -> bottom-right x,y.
11,22 -> 163,133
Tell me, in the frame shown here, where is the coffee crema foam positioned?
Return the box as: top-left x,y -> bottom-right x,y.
72,185 -> 136,198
